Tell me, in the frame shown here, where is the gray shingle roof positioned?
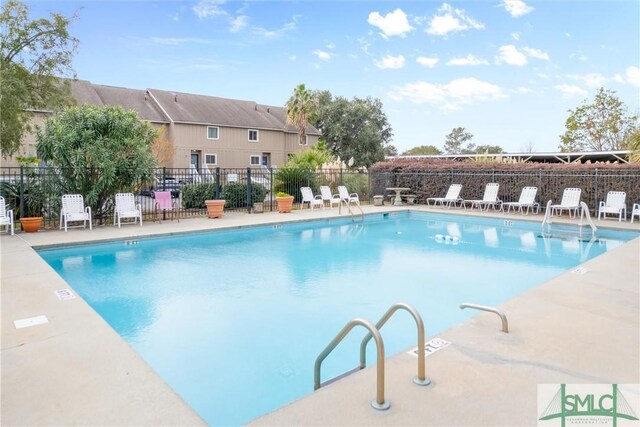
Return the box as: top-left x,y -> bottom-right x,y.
148,89 -> 319,134
69,80 -> 170,123
65,80 -> 319,134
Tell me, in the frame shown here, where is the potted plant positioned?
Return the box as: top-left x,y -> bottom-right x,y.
0,181 -> 45,232
275,192 -> 294,213
204,199 -> 225,218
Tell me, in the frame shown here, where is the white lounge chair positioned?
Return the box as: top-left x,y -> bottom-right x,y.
426,184 -> 462,208
0,196 -> 15,235
114,193 -> 142,227
464,183 -> 501,211
501,186 -> 539,214
60,194 -> 92,232
550,188 -> 582,218
338,185 -> 360,207
300,187 -> 324,210
319,186 -> 340,208
597,191 -> 626,222
632,203 -> 640,223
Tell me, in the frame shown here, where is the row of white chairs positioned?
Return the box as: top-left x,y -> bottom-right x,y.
425,184 -> 640,222
300,186 -> 360,211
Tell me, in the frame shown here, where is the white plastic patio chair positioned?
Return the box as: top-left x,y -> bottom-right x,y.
60,194 -> 92,232
501,186 -> 539,214
597,191 -> 627,222
319,186 -> 340,208
201,164 -> 214,182
426,184 -> 462,208
114,193 -> 142,227
464,183 -> 501,211
550,188 -> 582,218
632,203 -> 640,223
0,196 -> 15,235
300,187 -> 324,210
190,164 -> 202,183
338,186 -> 360,207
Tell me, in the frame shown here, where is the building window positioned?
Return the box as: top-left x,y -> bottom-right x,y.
299,134 -> 307,146
248,129 -> 259,142
205,153 -> 217,165
207,126 -> 219,140
250,155 -> 260,166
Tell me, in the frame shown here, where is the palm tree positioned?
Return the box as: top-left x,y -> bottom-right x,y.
285,84 -> 316,146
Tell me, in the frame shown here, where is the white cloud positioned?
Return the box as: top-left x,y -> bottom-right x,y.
288,55 -> 297,61
566,73 -> 607,88
624,66 -> 640,87
554,84 -> 588,98
368,8 -> 414,38
512,87 -> 533,94
416,56 -> 439,68
447,54 -> 488,66
502,0 -> 534,17
496,45 -> 527,66
326,42 -> 336,49
252,19 -> 297,38
569,53 -> 588,61
150,37 -> 212,46
522,47 -> 549,61
426,3 -> 484,37
376,54 -> 405,69
313,49 -> 332,61
511,32 -> 520,41
389,77 -> 506,112
229,15 -> 248,32
193,0 -> 227,19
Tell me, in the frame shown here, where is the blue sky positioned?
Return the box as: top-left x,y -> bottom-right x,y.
29,0 -> 640,153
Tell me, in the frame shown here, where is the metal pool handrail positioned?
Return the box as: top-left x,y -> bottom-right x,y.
359,302 -> 431,386
459,303 -> 509,333
314,318 -> 390,411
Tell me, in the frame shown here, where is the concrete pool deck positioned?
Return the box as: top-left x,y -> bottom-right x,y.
1,205 -> 638,425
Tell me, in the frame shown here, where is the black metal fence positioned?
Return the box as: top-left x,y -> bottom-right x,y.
0,166 -> 371,229
2,165 -> 639,230
371,168 -> 640,217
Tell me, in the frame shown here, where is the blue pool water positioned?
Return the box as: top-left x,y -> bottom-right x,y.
38,212 -> 637,426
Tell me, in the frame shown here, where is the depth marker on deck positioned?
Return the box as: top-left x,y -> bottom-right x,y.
408,337 -> 451,357
14,315 -> 49,329
54,289 -> 75,301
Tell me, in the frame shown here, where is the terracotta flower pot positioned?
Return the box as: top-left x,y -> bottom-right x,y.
20,217 -> 43,233
275,196 -> 294,213
205,200 -> 225,218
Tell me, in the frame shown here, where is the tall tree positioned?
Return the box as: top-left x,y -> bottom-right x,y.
443,127 -> 473,154
383,145 -> 398,156
559,88 -> 638,152
402,145 -> 442,155
0,0 -> 79,158
473,144 -> 504,154
36,105 -> 157,222
285,83 -> 316,146
312,90 -> 393,168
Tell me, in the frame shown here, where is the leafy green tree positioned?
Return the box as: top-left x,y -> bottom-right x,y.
312,90 -> 393,168
402,145 -> 442,155
559,88 -> 638,152
0,0 -> 79,158
36,105 -> 157,222
383,145 -> 398,156
285,83 -> 316,146
473,144 -> 504,154
443,127 -> 473,154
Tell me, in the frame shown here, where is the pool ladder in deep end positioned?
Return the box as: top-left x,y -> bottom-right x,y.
313,302 -> 431,411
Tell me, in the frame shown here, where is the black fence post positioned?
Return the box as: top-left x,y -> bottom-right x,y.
594,168 -> 599,210
270,167 -> 274,212
19,166 -> 24,219
162,167 -> 167,190
246,167 -> 252,212
215,167 -> 221,199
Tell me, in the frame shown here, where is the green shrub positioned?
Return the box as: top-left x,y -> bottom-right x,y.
222,182 -> 269,209
274,167 -> 314,203
342,173 -> 369,200
182,183 -> 215,208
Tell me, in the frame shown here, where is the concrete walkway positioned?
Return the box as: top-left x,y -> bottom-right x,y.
1,206 -> 638,426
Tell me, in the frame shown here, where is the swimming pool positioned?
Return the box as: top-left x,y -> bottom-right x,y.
38,211 -> 637,426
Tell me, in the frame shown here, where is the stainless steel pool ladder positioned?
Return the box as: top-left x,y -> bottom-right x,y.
338,200 -> 364,222
541,200 -> 597,234
314,303 -> 430,411
459,303 -> 509,333
360,302 -> 431,386
314,318 -> 390,410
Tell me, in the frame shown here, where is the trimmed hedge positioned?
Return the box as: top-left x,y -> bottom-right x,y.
370,159 -> 640,212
